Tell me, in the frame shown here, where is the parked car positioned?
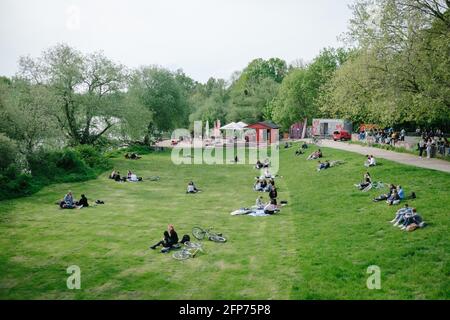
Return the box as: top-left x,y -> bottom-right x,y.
333,130 -> 352,141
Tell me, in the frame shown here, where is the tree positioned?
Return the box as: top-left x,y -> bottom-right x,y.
271,48 -> 349,130
323,0 -> 450,129
18,44 -> 128,145
0,79 -> 59,153
128,66 -> 187,140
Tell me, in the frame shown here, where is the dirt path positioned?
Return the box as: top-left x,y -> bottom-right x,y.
317,140 -> 450,173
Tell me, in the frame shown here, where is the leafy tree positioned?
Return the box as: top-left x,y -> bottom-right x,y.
271,48 -> 349,130
128,66 -> 187,141
18,44 -> 128,145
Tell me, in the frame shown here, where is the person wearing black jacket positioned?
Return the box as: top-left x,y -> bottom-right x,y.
150,224 -> 179,252
76,194 -> 89,207
269,186 -> 278,205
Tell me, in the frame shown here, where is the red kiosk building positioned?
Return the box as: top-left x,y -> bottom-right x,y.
245,121 -> 280,144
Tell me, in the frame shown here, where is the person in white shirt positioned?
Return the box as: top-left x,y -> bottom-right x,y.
130,174 -> 138,182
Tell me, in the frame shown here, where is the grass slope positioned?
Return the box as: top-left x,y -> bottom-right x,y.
0,145 -> 448,299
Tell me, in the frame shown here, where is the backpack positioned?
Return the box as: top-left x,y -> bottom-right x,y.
410,192 -> 416,199
180,234 -> 190,244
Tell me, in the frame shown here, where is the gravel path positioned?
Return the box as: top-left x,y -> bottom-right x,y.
318,140 -> 450,173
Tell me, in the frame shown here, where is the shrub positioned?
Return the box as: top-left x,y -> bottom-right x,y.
74,145 -> 111,171
0,134 -> 18,171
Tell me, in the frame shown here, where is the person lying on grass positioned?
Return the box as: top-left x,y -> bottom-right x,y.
150,224 -> 179,253
307,149 -> 323,160
355,172 -> 372,190
255,160 -> 264,169
125,152 -> 141,160
187,181 -> 201,193
295,148 -> 305,156
317,160 -> 331,171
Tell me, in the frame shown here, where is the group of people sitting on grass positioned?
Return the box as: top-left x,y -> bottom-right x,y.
373,183 -> 407,206
232,190 -> 284,217
58,191 -> 88,209
254,178 -> 276,193
390,204 -> 425,231
109,170 -> 143,182
364,155 -> 377,167
307,149 -> 323,160
124,152 -> 141,160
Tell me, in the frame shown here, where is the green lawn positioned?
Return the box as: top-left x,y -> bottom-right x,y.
0,145 -> 449,299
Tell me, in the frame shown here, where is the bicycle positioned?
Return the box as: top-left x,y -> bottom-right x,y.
192,226 -> 227,243
172,242 -> 204,260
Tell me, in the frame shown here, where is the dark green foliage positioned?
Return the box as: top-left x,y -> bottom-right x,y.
0,148 -> 111,201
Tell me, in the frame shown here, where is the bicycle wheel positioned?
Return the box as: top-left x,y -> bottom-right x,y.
172,250 -> 191,260
208,234 -> 227,243
192,227 -> 206,240
185,242 -> 202,250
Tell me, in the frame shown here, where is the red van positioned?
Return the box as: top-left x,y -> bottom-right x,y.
333,130 -> 352,141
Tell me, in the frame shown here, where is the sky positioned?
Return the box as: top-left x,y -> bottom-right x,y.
0,0 -> 355,83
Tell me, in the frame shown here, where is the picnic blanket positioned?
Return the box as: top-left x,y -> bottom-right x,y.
230,207 -> 272,217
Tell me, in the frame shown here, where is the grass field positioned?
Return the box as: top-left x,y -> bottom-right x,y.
0,144 -> 449,299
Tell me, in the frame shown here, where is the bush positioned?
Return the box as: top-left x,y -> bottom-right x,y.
74,145 -> 111,171
0,134 -> 18,171
0,146 -> 112,201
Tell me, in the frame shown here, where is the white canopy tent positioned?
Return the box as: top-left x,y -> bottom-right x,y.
220,122 -> 248,130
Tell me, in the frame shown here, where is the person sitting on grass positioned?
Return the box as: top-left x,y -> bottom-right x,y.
386,189 -> 401,206
391,204 -> 412,226
263,159 -> 270,168
75,194 -> 89,208
265,179 -> 275,193
269,185 -> 278,205
307,149 -> 323,160
355,172 -> 372,190
187,181 -> 200,193
264,199 -> 279,215
255,196 -> 265,209
114,171 -> 127,182
150,224 -> 179,253
254,179 -> 263,192
397,185 -> 405,201
60,191 -> 80,209
127,172 -> 142,182
302,142 -> 308,150
127,170 -> 132,180
295,148 -> 305,156
260,179 -> 268,191
109,170 -> 117,179
398,208 -> 425,231
364,155 -> 377,167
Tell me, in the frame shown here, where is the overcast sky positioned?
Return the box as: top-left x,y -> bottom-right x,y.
0,0 -> 354,83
